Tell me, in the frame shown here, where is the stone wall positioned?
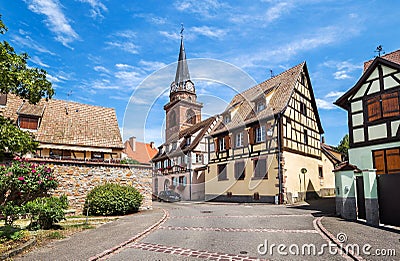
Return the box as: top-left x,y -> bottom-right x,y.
31,159 -> 152,213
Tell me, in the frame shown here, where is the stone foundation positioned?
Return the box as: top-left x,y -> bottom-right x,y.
31,160 -> 153,213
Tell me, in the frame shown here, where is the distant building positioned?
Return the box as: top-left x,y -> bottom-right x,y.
0,94 -> 124,162
206,62 -> 340,203
122,136 -> 157,165
151,35 -> 219,201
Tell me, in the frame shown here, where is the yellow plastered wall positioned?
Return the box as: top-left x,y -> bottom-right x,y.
206,156 -> 279,196
283,151 -> 334,195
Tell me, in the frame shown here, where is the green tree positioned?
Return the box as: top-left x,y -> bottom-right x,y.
0,15 -> 53,158
337,134 -> 349,160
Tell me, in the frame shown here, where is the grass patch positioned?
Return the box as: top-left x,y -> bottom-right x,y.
46,231 -> 65,240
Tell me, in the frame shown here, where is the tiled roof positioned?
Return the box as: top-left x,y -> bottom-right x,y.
333,161 -> 361,173
212,62 -> 305,135
364,49 -> 400,71
0,94 -> 123,149
123,140 -> 158,164
321,143 -> 342,165
152,116 -> 216,161
18,102 -> 46,117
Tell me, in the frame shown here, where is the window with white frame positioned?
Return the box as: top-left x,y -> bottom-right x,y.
256,101 -> 265,112
218,137 -> 226,151
224,114 -> 231,123
255,125 -> 266,143
236,132 -> 243,147
196,153 -> 203,163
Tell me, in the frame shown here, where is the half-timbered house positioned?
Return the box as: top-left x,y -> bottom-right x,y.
335,50 -> 400,173
206,62 -> 339,203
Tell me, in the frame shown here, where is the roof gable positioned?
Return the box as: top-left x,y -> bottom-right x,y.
212,62 -> 323,135
335,57 -> 400,109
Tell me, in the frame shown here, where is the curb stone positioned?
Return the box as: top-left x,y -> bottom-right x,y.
0,237 -> 36,260
88,208 -> 168,261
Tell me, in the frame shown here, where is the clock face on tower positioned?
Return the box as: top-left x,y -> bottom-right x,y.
185,81 -> 194,92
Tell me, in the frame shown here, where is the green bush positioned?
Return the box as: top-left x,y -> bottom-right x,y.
120,158 -> 140,165
84,184 -> 143,216
0,226 -> 26,243
25,195 -> 68,230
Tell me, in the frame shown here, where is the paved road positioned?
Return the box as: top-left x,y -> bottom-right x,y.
106,201 -> 344,260
17,199 -> 399,260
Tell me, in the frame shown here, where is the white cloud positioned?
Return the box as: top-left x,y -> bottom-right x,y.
11,35 -> 55,55
87,79 -> 121,90
105,41 -> 139,54
191,26 -> 228,39
78,0 -> 107,19
325,91 -> 345,99
159,31 -> 181,40
106,30 -> 139,54
94,66 -> 110,73
46,73 -> 62,83
333,70 -> 351,80
316,98 -> 335,110
237,25 -> 358,68
265,2 -> 293,23
139,60 -> 167,72
323,60 -> 363,80
29,56 -> 49,68
174,0 -> 227,18
24,0 -> 79,47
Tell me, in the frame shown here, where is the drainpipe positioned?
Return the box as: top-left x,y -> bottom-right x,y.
188,152 -> 192,201
277,113 -> 283,204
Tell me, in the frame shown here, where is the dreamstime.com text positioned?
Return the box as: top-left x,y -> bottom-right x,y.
257,233 -> 396,257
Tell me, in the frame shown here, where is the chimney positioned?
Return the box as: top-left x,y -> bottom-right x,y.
129,136 -> 136,152
321,136 -> 325,144
150,141 -> 155,149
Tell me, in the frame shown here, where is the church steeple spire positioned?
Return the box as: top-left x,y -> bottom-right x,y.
174,36 -> 190,85
170,24 -> 195,97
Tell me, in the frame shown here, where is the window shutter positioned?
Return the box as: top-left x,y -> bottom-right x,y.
367,96 -> 381,122
249,127 -> 255,145
224,135 -> 230,150
214,138 -> 219,152
243,130 -> 248,146
373,150 -> 386,175
382,92 -> 400,118
386,148 -> 400,174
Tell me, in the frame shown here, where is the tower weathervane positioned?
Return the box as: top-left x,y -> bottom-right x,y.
180,23 -> 184,38
375,45 -> 385,57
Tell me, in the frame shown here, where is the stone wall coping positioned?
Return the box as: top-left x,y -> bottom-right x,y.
27,158 -> 152,169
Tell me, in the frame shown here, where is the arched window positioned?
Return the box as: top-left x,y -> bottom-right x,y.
164,179 -> 170,191
186,109 -> 196,124
170,111 -> 177,127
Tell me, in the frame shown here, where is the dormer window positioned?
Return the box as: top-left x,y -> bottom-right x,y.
224,114 -> 231,124
186,137 -> 191,146
19,116 -> 39,130
172,142 -> 177,150
256,101 -> 265,112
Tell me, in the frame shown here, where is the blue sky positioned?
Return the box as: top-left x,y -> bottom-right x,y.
1,0 -> 400,146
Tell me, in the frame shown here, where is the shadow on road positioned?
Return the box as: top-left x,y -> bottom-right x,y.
287,197 -> 336,217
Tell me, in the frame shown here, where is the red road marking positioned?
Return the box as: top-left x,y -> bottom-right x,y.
129,242 -> 267,261
159,226 -> 318,234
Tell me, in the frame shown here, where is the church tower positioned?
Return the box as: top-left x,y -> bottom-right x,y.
164,32 -> 202,141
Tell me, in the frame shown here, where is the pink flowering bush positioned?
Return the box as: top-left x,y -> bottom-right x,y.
0,157 -> 58,224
